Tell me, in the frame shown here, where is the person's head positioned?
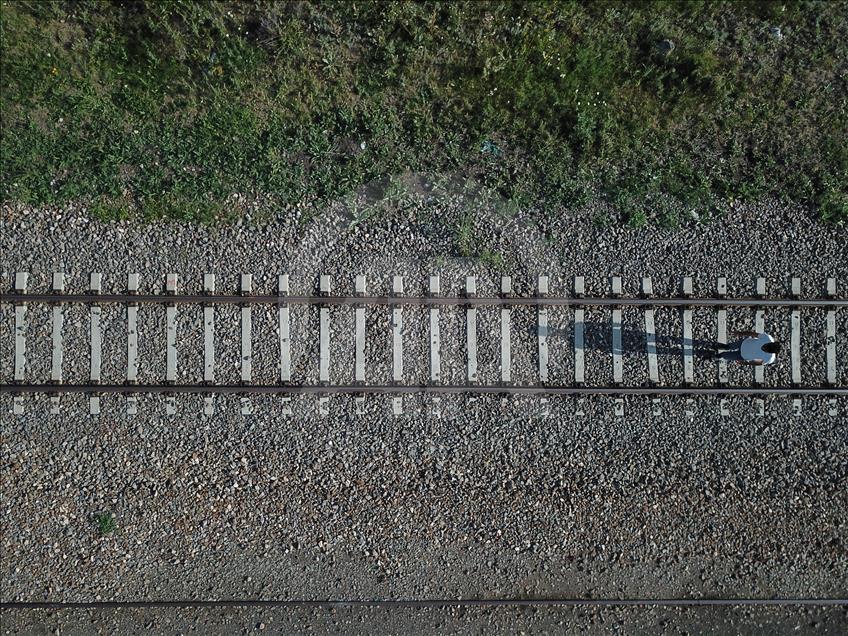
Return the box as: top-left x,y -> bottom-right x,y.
763,342 -> 781,354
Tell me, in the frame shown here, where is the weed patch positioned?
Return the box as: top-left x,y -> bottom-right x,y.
94,511 -> 116,536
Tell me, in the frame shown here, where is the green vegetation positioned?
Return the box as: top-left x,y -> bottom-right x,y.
1,0 -> 846,224
94,511 -> 116,535
478,248 -> 505,270
456,213 -> 476,257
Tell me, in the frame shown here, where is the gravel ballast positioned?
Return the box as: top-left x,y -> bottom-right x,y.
1,196 -> 846,623
2,604 -> 848,635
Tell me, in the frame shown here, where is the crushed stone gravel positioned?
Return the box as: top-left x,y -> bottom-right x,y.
2,605 -> 848,635
1,196 -> 846,625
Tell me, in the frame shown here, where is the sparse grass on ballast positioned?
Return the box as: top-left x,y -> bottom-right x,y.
1,0 -> 846,225
94,511 -> 116,536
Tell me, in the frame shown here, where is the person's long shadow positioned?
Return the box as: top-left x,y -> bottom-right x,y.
543,322 -> 720,358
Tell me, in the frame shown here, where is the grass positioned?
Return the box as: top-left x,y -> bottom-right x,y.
1,0 -> 846,225
94,511 -> 116,536
479,249 -> 505,270
456,213 -> 476,257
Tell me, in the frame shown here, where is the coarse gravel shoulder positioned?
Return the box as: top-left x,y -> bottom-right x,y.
1,604 -> 847,635
1,194 -> 846,294
1,196 -> 847,630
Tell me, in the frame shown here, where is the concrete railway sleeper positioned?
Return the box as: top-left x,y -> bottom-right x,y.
2,272 -> 844,416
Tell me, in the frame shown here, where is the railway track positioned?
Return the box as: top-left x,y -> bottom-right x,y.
2,272 -> 844,416
2,597 -> 846,609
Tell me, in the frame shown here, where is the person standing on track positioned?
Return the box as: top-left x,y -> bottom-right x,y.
713,331 -> 781,366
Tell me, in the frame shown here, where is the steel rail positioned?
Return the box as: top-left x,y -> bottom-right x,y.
2,384 -> 846,396
1,598 -> 846,610
0,293 -> 845,307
